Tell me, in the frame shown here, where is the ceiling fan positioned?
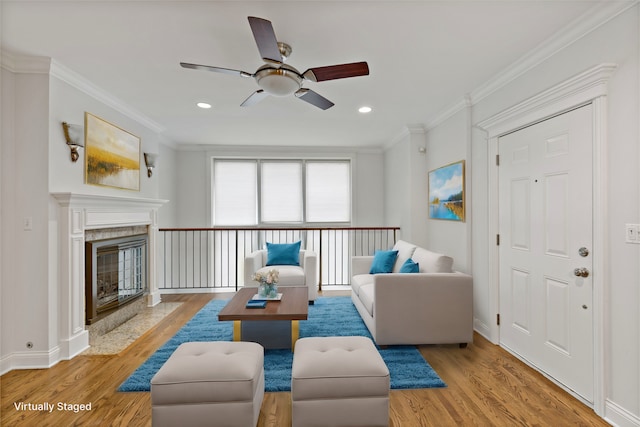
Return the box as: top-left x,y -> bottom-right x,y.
180,16 -> 369,110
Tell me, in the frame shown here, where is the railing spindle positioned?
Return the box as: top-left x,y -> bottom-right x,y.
158,226 -> 399,290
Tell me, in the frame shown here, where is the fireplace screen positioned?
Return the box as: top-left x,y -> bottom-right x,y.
86,235 -> 148,324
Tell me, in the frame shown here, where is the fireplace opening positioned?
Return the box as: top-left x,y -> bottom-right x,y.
85,235 -> 148,325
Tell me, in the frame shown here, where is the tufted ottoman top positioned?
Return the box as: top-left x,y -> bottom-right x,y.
151,341 -> 264,405
291,336 -> 390,400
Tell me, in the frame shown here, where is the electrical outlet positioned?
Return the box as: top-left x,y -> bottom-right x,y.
23,216 -> 33,231
625,224 -> 639,243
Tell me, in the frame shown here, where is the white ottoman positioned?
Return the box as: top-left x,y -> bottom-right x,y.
291,336 -> 390,427
151,341 -> 264,427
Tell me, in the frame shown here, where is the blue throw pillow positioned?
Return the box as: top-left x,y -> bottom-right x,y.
266,241 -> 301,266
369,250 -> 398,274
400,258 -> 420,273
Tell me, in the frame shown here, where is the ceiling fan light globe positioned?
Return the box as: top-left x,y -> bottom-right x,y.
255,66 -> 302,96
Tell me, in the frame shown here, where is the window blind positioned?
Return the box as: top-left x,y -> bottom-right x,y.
261,161 -> 303,223
306,161 -> 351,222
213,160 -> 257,225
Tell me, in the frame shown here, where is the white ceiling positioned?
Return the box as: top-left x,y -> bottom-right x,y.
0,1 -> 625,148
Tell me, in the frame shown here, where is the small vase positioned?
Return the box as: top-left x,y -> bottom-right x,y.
267,283 -> 278,298
258,282 -> 277,299
258,283 -> 268,298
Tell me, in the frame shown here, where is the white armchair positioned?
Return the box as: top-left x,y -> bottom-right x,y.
244,249 -> 318,302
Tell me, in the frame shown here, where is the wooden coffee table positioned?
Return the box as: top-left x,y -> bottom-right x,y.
218,287 -> 308,350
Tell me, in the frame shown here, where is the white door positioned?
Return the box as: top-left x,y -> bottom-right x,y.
498,104 -> 594,402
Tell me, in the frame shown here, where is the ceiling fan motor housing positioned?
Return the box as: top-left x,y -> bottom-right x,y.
254,64 -> 303,96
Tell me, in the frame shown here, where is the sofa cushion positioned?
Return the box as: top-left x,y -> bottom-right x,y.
392,240 -> 418,272
412,247 -> 453,273
369,250 -> 398,274
358,284 -> 375,317
266,241 -> 301,266
351,274 -> 374,296
399,258 -> 419,273
256,265 -> 304,286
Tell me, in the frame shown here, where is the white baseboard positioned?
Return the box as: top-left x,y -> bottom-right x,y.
0,353 -> 13,376
605,399 -> 640,427
473,318 -> 494,343
0,346 -> 62,375
57,330 -> 90,361
147,291 -> 162,307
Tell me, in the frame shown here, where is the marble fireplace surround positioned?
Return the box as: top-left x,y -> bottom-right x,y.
52,193 -> 167,360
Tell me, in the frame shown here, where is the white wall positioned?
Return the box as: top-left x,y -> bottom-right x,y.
384,135 -> 410,237
424,111 -> 471,273
0,59 -> 176,373
352,150 -> 385,227
173,145 -> 385,228
48,75 -> 163,198
424,5 -> 640,425
1,67 -> 13,364
157,141 -> 179,227
384,128 -> 428,247
175,149 -> 209,227
1,71 -> 53,364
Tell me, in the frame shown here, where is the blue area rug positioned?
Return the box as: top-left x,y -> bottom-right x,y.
118,296 -> 446,392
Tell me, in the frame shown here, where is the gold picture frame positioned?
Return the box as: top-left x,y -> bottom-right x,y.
85,112 -> 140,191
428,160 -> 465,222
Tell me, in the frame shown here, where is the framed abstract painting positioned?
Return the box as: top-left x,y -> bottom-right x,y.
85,112 -> 140,191
428,160 -> 465,222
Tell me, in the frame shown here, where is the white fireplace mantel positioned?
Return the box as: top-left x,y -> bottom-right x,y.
52,192 -> 168,229
52,192 -> 168,360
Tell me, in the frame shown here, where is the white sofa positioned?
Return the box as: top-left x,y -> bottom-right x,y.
351,240 -> 473,346
244,249 -> 318,302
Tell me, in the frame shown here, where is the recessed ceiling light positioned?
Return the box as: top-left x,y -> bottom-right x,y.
358,106 -> 372,113
197,102 -> 212,109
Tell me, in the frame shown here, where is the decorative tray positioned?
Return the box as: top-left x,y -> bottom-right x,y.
251,293 -> 283,301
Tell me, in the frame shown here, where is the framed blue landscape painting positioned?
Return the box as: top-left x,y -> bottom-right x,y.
428,160 -> 465,222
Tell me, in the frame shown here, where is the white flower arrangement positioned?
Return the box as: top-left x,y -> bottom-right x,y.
253,269 -> 279,285
253,269 -> 279,298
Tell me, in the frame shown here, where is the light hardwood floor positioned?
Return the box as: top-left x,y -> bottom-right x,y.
1,292 -> 610,426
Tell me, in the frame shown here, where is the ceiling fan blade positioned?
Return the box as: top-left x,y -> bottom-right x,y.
303,61 -> 369,82
248,16 -> 282,65
241,90 -> 269,107
295,89 -> 334,110
180,62 -> 252,78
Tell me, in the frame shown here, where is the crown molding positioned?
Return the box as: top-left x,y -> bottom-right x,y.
424,0 -> 637,132
424,98 -> 469,131
1,50 -> 51,73
49,59 -> 166,134
382,124 -> 427,151
477,62 -> 617,137
2,50 -> 166,135
173,142 -> 383,155
470,1 -> 636,105
406,123 -> 426,134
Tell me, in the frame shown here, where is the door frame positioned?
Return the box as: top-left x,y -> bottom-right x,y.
477,63 -> 617,415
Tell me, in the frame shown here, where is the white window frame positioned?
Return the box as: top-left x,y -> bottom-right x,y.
211,157 -> 352,226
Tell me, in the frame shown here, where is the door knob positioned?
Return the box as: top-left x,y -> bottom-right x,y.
574,268 -> 590,278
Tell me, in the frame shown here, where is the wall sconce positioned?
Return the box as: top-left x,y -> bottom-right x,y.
144,153 -> 158,177
62,122 -> 84,162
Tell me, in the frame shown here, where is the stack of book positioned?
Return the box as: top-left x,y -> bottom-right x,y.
245,300 -> 267,309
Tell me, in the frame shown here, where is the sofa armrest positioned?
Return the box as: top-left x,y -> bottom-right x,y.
351,256 -> 374,276
372,272 -> 474,345
244,250 -> 266,287
303,250 -> 318,300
